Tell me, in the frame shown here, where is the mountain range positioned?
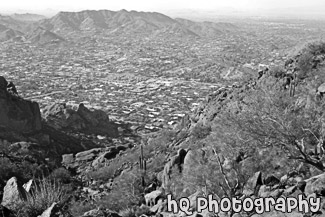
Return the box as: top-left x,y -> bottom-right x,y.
0,9 -> 238,44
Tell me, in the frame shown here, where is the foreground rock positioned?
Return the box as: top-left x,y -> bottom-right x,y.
38,202 -> 59,217
1,177 -> 27,209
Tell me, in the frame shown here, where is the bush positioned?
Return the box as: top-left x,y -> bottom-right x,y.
96,169 -> 145,211
134,206 -> 151,217
191,123 -> 211,140
270,66 -> 286,78
223,77 -> 325,172
14,178 -> 70,217
69,199 -> 96,217
297,52 -> 314,78
119,208 -> 136,217
86,165 -> 117,182
49,168 -> 72,184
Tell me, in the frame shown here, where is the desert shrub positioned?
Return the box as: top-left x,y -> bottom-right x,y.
191,123 -> 211,140
307,41 -> 325,56
144,129 -> 176,157
86,165 -> 117,182
222,76 -> 325,172
147,153 -> 165,173
0,158 -> 46,192
297,52 -> 314,78
97,169 -> 145,211
134,206 -> 152,217
14,178 -> 70,217
119,207 -> 136,217
69,199 -> 96,217
270,65 -> 286,78
165,166 -> 185,199
87,130 -> 174,183
181,146 -> 248,199
49,167 -> 72,184
297,41 -> 325,78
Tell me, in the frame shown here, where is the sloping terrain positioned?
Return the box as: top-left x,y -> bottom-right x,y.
56,41 -> 325,216
0,41 -> 320,217
28,27 -> 65,44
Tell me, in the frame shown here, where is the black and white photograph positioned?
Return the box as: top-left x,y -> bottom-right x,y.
1,0 -> 325,216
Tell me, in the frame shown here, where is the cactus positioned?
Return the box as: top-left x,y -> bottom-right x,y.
139,144 -> 147,188
289,73 -> 297,97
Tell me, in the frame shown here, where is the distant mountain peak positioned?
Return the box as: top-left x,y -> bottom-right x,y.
37,9 -> 238,37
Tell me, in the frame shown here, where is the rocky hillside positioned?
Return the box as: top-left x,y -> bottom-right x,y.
2,42 -> 325,217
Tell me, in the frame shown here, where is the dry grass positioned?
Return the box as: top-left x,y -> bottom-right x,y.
14,178 -> 69,217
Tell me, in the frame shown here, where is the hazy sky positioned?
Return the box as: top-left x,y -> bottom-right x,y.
2,0 -> 325,16
2,0 -> 324,10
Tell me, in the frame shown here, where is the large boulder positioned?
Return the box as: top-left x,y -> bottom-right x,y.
145,190 -> 163,207
75,148 -> 102,162
304,173 -> 325,196
1,177 -> 27,209
91,147 -> 122,168
161,149 -> 187,188
0,76 -> 42,134
243,171 -> 263,196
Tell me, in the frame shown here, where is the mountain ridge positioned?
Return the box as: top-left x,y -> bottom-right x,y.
0,9 -> 239,42
37,9 -> 238,37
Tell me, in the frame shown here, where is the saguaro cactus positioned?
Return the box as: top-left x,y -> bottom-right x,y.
139,144 -> 147,188
289,73 -> 297,97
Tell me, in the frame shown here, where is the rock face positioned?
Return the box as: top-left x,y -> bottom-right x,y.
43,102 -> 118,137
1,177 -> 27,209
161,149 -> 187,188
0,76 -> 42,134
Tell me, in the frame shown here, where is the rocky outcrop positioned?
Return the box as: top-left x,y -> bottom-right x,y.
1,177 -> 27,209
62,146 -> 126,172
42,102 -> 119,137
160,149 -> 187,188
0,76 -> 42,135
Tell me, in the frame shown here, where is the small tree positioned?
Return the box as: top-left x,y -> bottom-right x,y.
225,78 -> 325,172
